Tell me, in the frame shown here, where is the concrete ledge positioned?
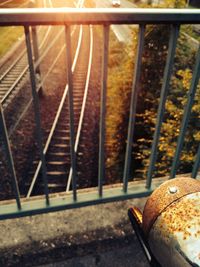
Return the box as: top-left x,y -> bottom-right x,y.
0,175 -> 195,265
0,197 -> 149,266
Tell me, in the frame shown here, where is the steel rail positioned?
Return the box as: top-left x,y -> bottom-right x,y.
26,0 -> 85,198
66,24 -> 93,192
0,23 -> 51,88
7,1 -> 80,137
0,21 -> 51,85
26,25 -> 83,198
1,65 -> 29,104
0,0 -> 80,109
34,28 -> 66,83
39,26 -> 78,82
0,50 -> 26,82
0,6 -> 199,108
1,7 -> 200,221
1,21 -> 53,105
0,27 -> 49,87
8,25 -> 78,137
0,1 -> 52,106
25,24 -> 49,204
1,7 -> 199,106
38,0 -> 53,47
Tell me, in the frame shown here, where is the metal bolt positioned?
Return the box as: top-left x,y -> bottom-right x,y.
168,186 -> 178,194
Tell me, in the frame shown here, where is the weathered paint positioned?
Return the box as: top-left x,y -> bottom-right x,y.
142,177 -> 200,236
148,192 -> 200,267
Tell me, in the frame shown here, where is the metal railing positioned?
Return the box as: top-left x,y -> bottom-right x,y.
0,8 -> 200,220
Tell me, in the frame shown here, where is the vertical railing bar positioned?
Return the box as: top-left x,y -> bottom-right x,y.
192,145 -> 200,178
123,24 -> 145,193
146,24 -> 180,189
65,25 -> 77,201
31,26 -> 41,76
98,24 -> 109,197
24,26 -> 49,205
170,45 -> 200,178
0,105 -> 21,209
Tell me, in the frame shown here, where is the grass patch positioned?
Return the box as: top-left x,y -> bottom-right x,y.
181,24 -> 200,42
0,26 -> 23,58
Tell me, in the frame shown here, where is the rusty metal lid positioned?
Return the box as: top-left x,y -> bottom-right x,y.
142,177 -> 200,236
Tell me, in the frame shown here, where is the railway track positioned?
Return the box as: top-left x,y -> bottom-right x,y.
26,25 -> 94,196
0,0 -> 98,200
0,0 -> 82,137
0,0 -> 52,109
0,0 -> 79,108
0,0 -> 87,202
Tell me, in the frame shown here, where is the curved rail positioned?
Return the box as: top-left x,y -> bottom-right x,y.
26,24 -> 88,197
26,0 -> 86,197
26,25 -> 83,197
7,25 -> 78,136
66,25 -> 93,192
7,4 -> 81,137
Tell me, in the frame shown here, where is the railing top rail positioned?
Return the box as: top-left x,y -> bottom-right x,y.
0,8 -> 200,26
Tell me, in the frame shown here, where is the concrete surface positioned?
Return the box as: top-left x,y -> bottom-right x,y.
0,197 -> 150,267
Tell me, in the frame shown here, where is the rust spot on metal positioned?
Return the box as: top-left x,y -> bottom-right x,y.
153,193 -> 200,241
142,177 -> 200,236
